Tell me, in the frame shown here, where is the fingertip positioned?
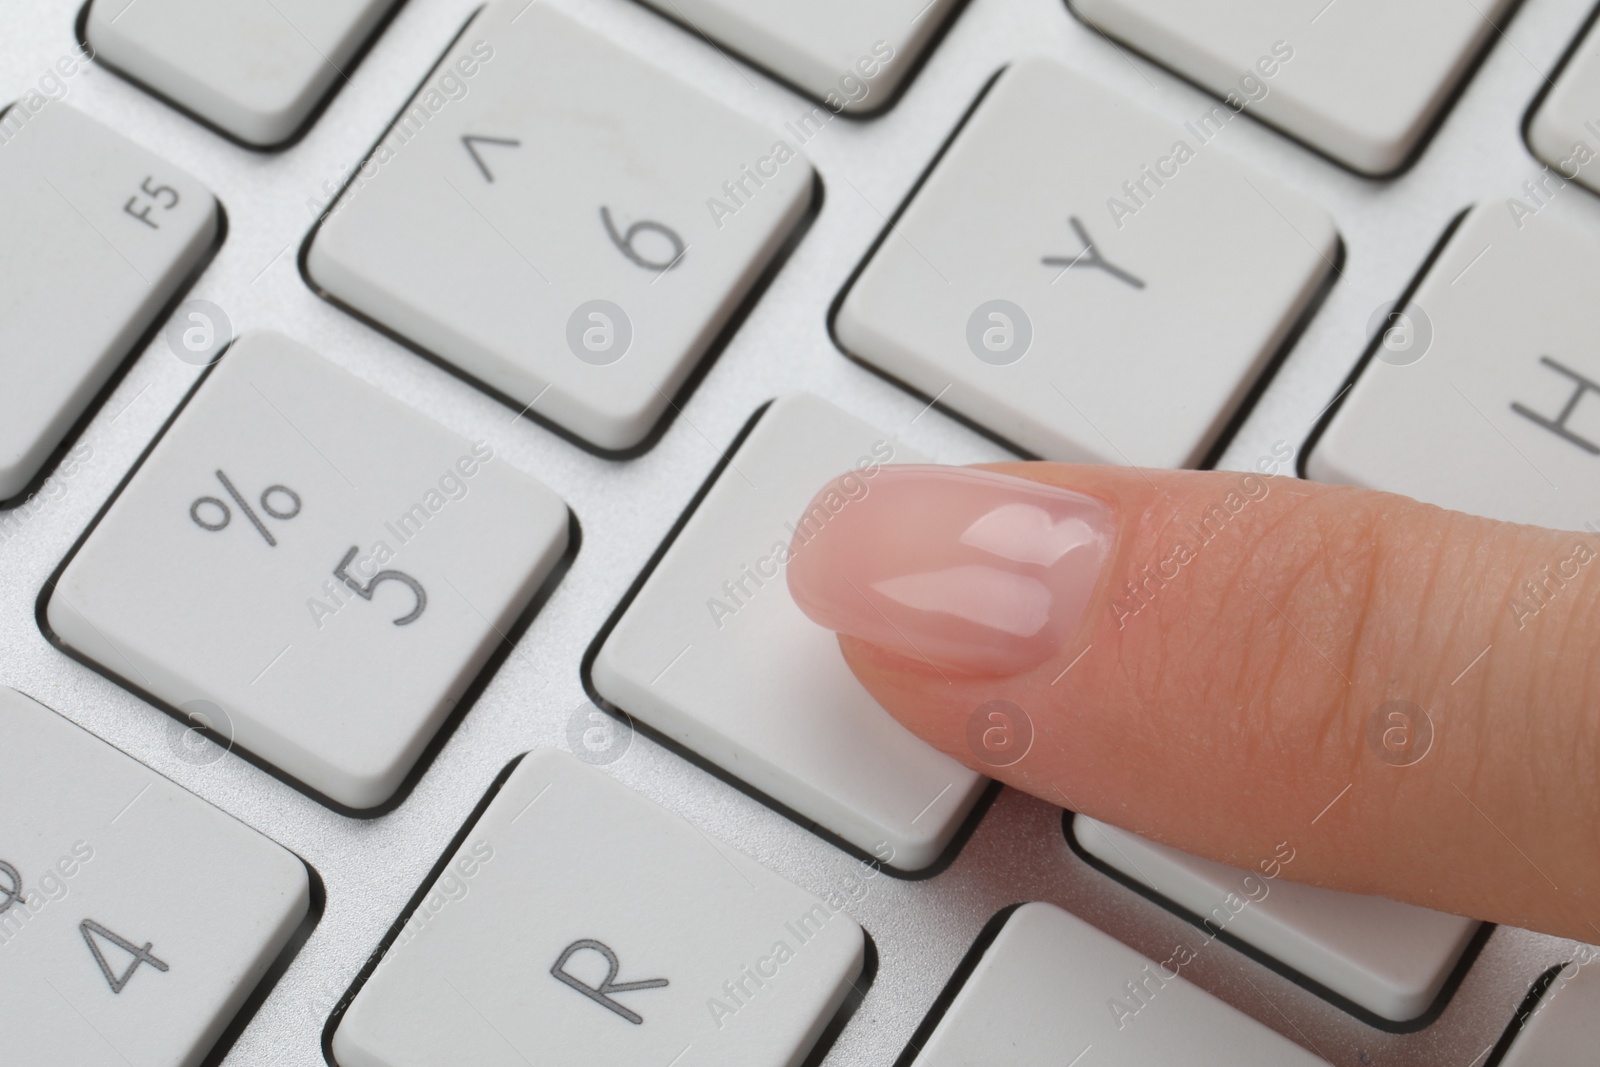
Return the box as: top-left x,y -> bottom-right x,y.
786,465 -> 1116,677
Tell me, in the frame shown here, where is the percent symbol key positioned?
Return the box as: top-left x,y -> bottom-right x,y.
190,470 -> 301,545
48,331 -> 572,809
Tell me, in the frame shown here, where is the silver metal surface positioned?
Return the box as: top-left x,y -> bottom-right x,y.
2,0 -> 1596,1063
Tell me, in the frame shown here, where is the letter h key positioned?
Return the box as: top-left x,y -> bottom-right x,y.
1512,356 -> 1600,455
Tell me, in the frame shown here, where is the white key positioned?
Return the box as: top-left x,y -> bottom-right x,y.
0,102 -> 217,503
86,0 -> 399,146
1528,14 -> 1600,196
836,58 -> 1337,469
1073,817 -> 1478,1021
1305,204 -> 1600,531
592,394 -> 985,870
1068,0 -> 1513,175
307,1 -> 814,452
631,0 -> 956,112
0,687 -> 309,1067
47,331 -> 570,809
333,749 -> 864,1067
1500,954 -> 1600,1066
910,902 -> 1329,1066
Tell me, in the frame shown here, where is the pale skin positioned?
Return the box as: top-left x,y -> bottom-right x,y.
815,463 -> 1600,942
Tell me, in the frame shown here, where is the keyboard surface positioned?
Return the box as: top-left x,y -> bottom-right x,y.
5,0 -> 1600,1064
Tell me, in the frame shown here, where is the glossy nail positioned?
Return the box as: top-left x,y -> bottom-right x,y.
786,465 -> 1114,676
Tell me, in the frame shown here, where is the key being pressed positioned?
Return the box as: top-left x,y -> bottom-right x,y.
592,394 -> 985,870
631,0 -> 958,112
911,902 -> 1328,1066
308,0 -> 814,452
1305,203 -> 1600,530
0,102 -> 217,503
332,749 -> 864,1067
1074,817 -> 1478,1021
1528,13 -> 1600,197
47,332 -> 570,809
836,59 -> 1336,470
1068,0 -> 1514,175
86,0 -> 400,147
0,687 -> 309,1067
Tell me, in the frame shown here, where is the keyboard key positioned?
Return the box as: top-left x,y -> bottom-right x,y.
1068,0 -> 1513,175
836,59 -> 1337,469
1073,816 -> 1478,1021
86,0 -> 399,146
46,331 -> 570,809
592,394 -> 985,870
0,686 -> 309,1067
910,902 -> 1329,1066
333,749 -> 864,1067
1529,14 -> 1600,196
307,0 -> 814,453
1500,954 -> 1600,1066
1305,204 -> 1600,530
0,102 -> 217,502
631,0 -> 957,112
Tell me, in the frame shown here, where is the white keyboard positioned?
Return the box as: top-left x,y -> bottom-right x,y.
4,0 -> 1600,1064
0,687 -> 308,1067
1072,816 -> 1480,1022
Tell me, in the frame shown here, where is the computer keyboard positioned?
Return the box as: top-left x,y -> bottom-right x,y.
45,330 -> 572,810
1304,200 -> 1600,529
332,749 -> 867,1067
0,686 -> 310,1065
3,0 -> 1599,1065
1067,0 -> 1520,176
1530,4 -> 1600,192
84,0 -> 405,148
0,98 -> 218,502
1071,815 -> 1482,1023
304,0 -> 817,453
906,901 -> 1332,1066
591,392 -> 986,869
833,55 -> 1340,468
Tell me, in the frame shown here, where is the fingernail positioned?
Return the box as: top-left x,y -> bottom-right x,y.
786,465 -> 1114,676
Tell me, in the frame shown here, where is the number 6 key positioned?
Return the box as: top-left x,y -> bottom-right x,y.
46,331 -> 572,809
306,0 -> 814,452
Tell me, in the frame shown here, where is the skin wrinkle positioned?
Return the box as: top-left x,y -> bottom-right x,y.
1201,504 -> 1279,724
1330,501 -> 1407,763
1549,537 -> 1600,804
1576,614 -> 1600,848
820,465 -> 1600,936
1149,478 -> 1298,743
1425,519 -> 1490,702
1101,490 -> 1183,698
1243,489 -> 1371,764
1145,506 -> 1262,760
1394,506 -> 1454,696
1479,531 -> 1567,798
1511,533 -> 1600,875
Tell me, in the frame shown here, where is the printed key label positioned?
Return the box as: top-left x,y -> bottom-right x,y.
550,938 -> 669,1025
334,547 -> 426,626
1511,355 -> 1600,455
189,469 -> 427,627
0,859 -> 24,915
81,919 -> 170,994
190,470 -> 301,545
600,207 -> 686,273
124,175 -> 181,230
